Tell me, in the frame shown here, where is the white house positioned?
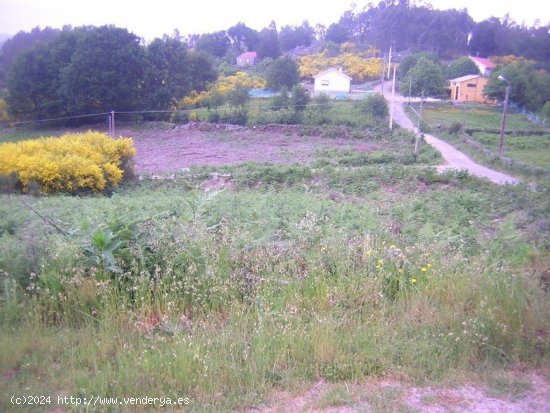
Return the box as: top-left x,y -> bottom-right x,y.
468,56 -> 496,77
313,68 -> 352,95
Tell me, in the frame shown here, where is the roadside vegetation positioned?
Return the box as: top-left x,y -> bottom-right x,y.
405,102 -> 550,181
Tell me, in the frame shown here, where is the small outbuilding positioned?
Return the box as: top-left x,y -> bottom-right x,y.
449,74 -> 491,103
468,56 -> 496,77
313,68 -> 352,95
236,51 -> 257,67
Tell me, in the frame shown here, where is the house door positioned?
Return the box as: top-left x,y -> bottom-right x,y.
455,86 -> 459,100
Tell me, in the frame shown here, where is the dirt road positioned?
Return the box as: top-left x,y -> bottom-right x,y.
377,84 -> 520,185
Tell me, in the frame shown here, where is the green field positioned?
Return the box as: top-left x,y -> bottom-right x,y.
1,126 -> 549,412
417,103 -> 545,132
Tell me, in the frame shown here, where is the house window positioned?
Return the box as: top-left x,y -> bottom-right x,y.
321,80 -> 329,86
467,83 -> 476,88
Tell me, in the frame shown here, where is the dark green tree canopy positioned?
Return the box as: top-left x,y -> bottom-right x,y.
142,36 -> 215,110
483,62 -> 550,111
325,23 -> 349,44
257,23 -> 281,60
6,25 -> 217,120
397,52 -> 439,80
0,26 -> 61,90
265,56 -> 299,90
400,56 -> 447,98
7,29 -> 84,119
446,56 -> 480,80
61,25 -> 146,113
195,31 -> 230,58
227,23 -> 259,52
279,21 -> 315,51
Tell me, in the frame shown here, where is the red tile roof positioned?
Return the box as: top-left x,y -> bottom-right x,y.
238,52 -> 257,59
470,56 -> 496,68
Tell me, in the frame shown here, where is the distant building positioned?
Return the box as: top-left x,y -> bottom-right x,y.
468,56 -> 496,77
449,74 -> 492,103
313,68 -> 352,95
236,51 -> 257,67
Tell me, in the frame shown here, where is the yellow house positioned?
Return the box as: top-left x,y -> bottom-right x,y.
449,74 -> 490,103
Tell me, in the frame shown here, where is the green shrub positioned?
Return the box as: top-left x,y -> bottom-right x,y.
359,93 -> 389,120
170,110 -> 189,124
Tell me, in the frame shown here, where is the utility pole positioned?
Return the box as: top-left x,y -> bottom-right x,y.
387,44 -> 392,79
462,103 -> 467,141
389,65 -> 397,129
414,90 -> 424,161
380,55 -> 386,94
498,82 -> 510,156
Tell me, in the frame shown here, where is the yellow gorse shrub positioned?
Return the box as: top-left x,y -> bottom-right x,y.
0,131 -> 135,193
181,72 -> 266,108
299,53 -> 383,83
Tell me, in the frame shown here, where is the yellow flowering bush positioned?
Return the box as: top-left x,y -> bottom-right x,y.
299,53 -> 383,82
0,131 -> 135,193
181,72 -> 266,108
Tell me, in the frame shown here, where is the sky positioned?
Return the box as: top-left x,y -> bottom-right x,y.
0,0 -> 548,41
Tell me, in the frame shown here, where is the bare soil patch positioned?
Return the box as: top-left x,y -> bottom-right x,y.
244,370 -> 550,413
122,125 -> 382,174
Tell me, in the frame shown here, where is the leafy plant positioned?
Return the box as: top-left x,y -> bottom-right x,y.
85,229 -> 123,274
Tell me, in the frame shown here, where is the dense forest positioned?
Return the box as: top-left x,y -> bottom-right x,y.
0,0 -> 549,121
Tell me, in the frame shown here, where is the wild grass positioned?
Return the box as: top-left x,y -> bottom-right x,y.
1,131 -> 549,411
413,103 -> 545,132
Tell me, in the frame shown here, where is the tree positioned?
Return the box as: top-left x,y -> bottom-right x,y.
142,36 -> 211,110
266,56 -> 299,90
400,57 -> 447,98
227,23 -> 259,52
227,84 -> 250,108
6,29 -> 83,119
0,26 -> 60,90
279,21 -> 315,51
468,18 -> 500,57
61,26 -> 146,114
325,23 -> 349,44
289,84 -> 310,111
257,23 -> 281,60
187,51 -> 218,91
483,62 -> 550,111
446,56 -> 480,80
195,31 -> 230,58
397,52 -> 439,80
359,93 -> 389,120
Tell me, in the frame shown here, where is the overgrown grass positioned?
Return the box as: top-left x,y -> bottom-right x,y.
1,129 -> 549,411
414,103 -> 545,132
471,132 -> 550,169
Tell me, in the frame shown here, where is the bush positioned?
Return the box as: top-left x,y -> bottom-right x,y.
359,93 -> 388,120
170,110 -> 189,124
220,108 -> 248,125
207,110 -> 221,123
289,85 -> 310,112
448,121 -> 463,135
0,132 -> 135,193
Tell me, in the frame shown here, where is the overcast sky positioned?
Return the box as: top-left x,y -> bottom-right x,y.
0,0 -> 547,41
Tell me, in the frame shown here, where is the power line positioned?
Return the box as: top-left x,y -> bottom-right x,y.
9,112 -> 111,126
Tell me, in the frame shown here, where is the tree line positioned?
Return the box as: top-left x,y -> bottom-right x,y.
1,0 -> 549,120
2,26 -> 217,120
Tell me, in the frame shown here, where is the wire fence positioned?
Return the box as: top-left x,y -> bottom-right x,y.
405,101 -> 550,176
0,100 -> 386,140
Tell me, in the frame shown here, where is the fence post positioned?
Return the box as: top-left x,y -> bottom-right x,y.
111,111 -> 115,138
108,113 -> 112,137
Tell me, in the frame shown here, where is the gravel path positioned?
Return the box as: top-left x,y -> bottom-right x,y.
377,84 -> 520,185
